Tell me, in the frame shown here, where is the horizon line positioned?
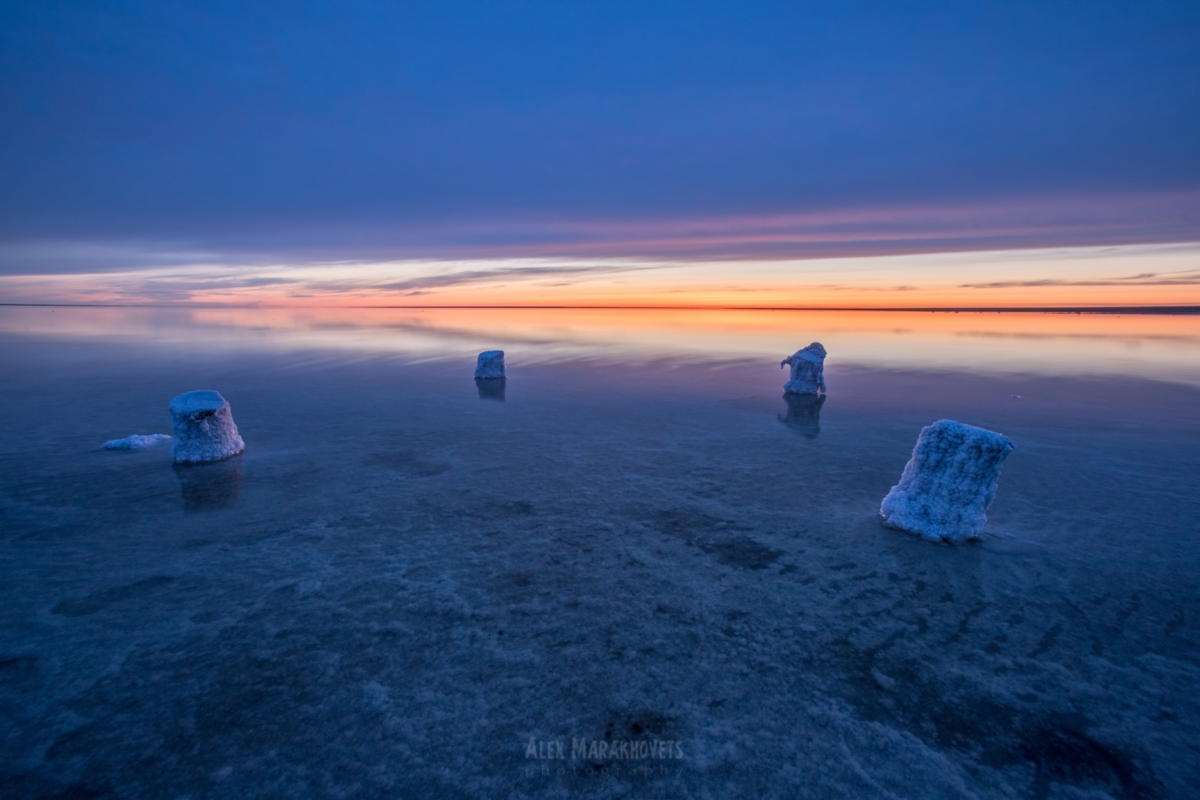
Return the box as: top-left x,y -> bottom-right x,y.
1,302 -> 1198,315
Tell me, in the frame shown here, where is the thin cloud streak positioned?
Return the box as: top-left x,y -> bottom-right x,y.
1,243 -> 1198,308
0,259 -> 663,305
2,191 -> 1197,277
962,268 -> 1200,288
355,191 -> 1200,260
368,264 -> 646,292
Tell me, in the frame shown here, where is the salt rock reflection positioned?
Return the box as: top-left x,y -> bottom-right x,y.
174,457 -> 243,511
778,393 -> 826,439
3,307 -> 1198,386
475,377 -> 507,401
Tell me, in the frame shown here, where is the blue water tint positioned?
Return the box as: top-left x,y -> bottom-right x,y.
1,308 -> 1198,798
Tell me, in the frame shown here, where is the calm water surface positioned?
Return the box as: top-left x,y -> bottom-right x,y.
2,307 -> 1198,798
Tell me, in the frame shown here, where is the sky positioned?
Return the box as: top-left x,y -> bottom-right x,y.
1,0 -> 1198,307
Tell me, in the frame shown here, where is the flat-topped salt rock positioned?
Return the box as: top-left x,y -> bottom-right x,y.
102,433 -> 172,450
780,342 -> 827,395
169,390 -> 244,464
474,350 -> 506,379
880,419 -> 1014,543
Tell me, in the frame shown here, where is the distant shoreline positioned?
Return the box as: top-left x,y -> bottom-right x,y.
1,303 -> 1198,315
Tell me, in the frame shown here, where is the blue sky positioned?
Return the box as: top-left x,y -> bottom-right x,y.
0,0 -> 1198,301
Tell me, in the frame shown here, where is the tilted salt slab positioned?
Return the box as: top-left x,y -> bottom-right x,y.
880,419 -> 1014,543
780,342 -> 827,395
169,390 -> 245,464
102,433 -> 172,450
474,350 -> 506,379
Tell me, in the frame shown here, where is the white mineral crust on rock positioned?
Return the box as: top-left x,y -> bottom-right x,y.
880,419 -> 1014,543
780,342 -> 827,395
474,350 -> 506,379
169,390 -> 244,464
102,433 -> 172,450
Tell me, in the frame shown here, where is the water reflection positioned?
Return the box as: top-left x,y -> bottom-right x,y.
174,457 -> 243,511
475,377 -> 506,401
778,393 -> 826,439
2,306 -> 1199,386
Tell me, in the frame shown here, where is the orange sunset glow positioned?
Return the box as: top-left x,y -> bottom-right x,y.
5,304 -> 1198,387
2,243 -> 1197,309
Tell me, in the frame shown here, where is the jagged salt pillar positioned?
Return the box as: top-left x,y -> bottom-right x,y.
169,390 -> 245,464
880,419 -> 1014,543
474,350 -> 506,379
780,342 -> 827,395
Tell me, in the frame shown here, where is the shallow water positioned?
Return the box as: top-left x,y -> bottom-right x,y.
1,307 -> 1198,798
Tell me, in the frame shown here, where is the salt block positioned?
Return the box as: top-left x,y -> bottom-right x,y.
102,433 -> 172,450
169,390 -> 244,464
780,342 -> 827,395
880,419 -> 1015,543
474,350 -> 506,379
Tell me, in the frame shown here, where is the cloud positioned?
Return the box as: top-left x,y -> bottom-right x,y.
962,268 -> 1200,289
17,260 -> 656,304
229,277 -> 302,287
3,191 -> 1199,277
118,274 -> 303,300
373,264 -> 641,291
3,241 -> 1197,307
0,242 -> 282,277
813,283 -> 920,292
3,0 -> 1200,288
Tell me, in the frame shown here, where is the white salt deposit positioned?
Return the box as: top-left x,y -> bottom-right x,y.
880,419 -> 1014,542
474,350 -> 506,379
102,434 -> 172,450
168,390 -> 244,464
780,342 -> 827,394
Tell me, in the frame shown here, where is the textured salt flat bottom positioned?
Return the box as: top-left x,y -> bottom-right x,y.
1,339 -> 1199,799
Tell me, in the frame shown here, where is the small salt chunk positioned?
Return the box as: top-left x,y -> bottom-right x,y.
102,433 -> 172,450
780,342 -> 827,395
474,350 -> 506,379
169,390 -> 245,464
880,419 -> 1014,543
